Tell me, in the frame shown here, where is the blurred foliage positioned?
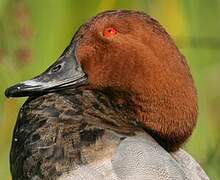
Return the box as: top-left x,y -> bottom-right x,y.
0,0 -> 220,179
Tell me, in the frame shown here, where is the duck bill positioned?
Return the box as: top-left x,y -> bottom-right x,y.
5,45 -> 87,98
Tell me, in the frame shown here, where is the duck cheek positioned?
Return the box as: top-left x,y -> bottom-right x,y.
85,71 -> 105,89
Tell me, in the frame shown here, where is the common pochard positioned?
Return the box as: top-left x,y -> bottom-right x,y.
5,10 -> 208,180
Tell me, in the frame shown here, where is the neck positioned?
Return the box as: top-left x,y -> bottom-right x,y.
99,88 -> 197,152
96,87 -> 197,152
85,86 -> 197,152
132,92 -> 198,152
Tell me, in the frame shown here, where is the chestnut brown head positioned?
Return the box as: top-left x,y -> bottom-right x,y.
75,10 -> 198,151
5,10 -> 198,151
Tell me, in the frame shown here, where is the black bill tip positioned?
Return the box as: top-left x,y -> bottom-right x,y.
5,84 -> 39,98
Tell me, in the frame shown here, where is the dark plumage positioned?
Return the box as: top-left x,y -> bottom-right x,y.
10,89 -> 140,179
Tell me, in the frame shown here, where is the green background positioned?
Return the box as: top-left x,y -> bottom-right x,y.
0,0 -> 220,179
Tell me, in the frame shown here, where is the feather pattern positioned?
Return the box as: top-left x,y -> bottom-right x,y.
10,90 -> 208,180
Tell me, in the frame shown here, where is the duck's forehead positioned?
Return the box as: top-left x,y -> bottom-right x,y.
70,14 -> 123,43
90,12 -> 145,29
71,10 -> 165,45
74,11 -> 146,36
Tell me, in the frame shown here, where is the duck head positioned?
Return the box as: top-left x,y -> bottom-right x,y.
5,10 -> 198,151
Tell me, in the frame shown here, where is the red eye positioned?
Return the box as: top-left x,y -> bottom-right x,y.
103,27 -> 118,38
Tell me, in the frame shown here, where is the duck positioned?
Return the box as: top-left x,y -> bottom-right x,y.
5,10 -> 209,180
